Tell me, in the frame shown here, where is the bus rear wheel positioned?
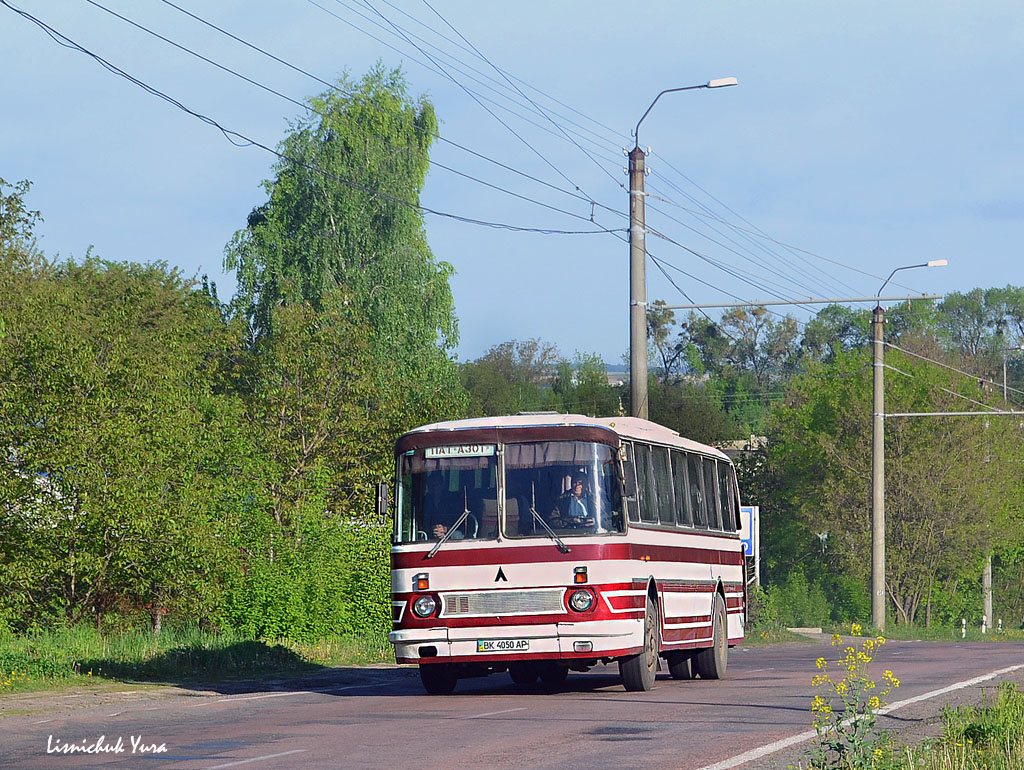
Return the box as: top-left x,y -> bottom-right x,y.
620,596 -> 659,691
419,663 -> 458,695
666,651 -> 693,680
508,662 -> 539,685
539,664 -> 569,684
693,594 -> 728,679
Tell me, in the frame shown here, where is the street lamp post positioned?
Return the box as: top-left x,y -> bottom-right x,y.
628,77 -> 737,419
871,259 -> 947,631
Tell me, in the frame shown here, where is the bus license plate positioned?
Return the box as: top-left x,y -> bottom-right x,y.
477,639 -> 529,652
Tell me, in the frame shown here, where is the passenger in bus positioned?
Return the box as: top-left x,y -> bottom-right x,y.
424,473 -> 464,540
549,474 -> 596,529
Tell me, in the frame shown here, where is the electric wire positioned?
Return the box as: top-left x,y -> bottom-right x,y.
883,363 -> 1011,412
355,0 -> 624,154
646,182 -> 850,300
306,0 -> 627,166
653,154 -> 866,297
883,342 -> 1024,399
81,0 -> 620,228
61,1 -> 917,338
419,0 -> 625,191
645,196 -> 838,302
377,0 -> 624,144
2,1 -> 621,237
159,0 -> 619,216
162,0 -> 870,313
645,227 -> 820,315
356,0 -> 599,204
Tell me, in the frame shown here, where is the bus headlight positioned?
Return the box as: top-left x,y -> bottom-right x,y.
412,595 -> 438,618
568,589 -> 595,613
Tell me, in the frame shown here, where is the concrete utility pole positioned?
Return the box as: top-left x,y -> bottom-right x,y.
628,146 -> 649,420
870,260 -> 947,631
628,77 -> 736,419
871,304 -> 886,630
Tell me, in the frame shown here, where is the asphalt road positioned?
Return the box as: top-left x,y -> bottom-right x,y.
3,638 -> 1023,770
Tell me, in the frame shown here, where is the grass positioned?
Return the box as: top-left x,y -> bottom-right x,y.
871,682 -> 1024,770
745,626 -> 817,645
0,624 -> 394,695
831,624 -> 1024,644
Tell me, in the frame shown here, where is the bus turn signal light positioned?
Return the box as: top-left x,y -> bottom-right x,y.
414,573 -> 429,591
574,566 -> 588,584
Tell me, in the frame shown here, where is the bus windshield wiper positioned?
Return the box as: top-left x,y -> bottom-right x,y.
529,483 -> 570,554
426,488 -> 471,559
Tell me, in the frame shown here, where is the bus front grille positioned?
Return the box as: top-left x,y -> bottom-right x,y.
440,588 -> 565,617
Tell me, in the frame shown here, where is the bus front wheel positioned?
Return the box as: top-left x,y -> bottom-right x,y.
419,663 -> 458,695
620,596 -> 659,691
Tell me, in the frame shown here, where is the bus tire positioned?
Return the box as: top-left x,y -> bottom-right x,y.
539,664 -> 569,684
419,663 -> 458,695
508,662 -> 539,685
620,596 -> 659,691
693,594 -> 728,680
666,651 -> 693,680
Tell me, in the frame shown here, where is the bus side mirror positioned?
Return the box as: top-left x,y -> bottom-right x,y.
376,481 -> 390,525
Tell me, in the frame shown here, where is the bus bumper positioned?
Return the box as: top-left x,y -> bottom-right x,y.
389,620 -> 641,664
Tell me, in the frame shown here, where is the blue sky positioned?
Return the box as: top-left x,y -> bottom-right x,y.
3,1 -> 1022,362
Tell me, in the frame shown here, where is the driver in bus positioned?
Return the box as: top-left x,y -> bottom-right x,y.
424,472 -> 464,540
549,474 -> 596,529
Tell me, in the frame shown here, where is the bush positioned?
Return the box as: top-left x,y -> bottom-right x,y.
766,569 -> 832,627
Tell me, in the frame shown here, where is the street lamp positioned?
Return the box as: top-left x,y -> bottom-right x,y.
871,259 -> 947,631
628,77 -> 737,419
876,259 -> 948,298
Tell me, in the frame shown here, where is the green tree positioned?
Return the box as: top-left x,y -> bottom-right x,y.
553,352 -> 621,417
224,64 -> 464,429
0,256 -> 232,631
767,349 -> 1024,626
0,178 -> 40,254
647,379 -> 739,445
460,338 -> 559,417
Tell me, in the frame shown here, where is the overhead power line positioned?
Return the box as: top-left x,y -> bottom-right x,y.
2,1 -> 621,237
156,0 -> 621,219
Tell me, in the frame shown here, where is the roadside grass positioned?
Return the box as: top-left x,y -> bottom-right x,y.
0,624 -> 394,695
745,626 -> 816,646
872,682 -> 1024,770
836,625 -> 1024,644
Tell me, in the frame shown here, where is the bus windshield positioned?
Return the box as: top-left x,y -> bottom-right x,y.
396,446 -> 499,543
506,442 -> 624,538
394,441 -> 625,543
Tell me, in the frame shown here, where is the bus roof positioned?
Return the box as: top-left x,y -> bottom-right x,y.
398,414 -> 729,460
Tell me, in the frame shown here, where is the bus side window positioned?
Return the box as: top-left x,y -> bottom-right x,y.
719,462 -> 740,532
651,445 -> 675,526
672,450 -> 693,527
634,444 -> 657,523
621,442 -> 640,523
703,457 -> 722,530
687,453 -> 707,528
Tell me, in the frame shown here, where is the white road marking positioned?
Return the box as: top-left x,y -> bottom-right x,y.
693,662 -> 1024,770
877,663 -> 1024,715
31,719 -> 54,725
464,707 -> 527,719
204,749 -> 307,769
189,682 -> 391,707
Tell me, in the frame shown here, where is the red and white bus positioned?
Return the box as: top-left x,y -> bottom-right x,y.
385,413 -> 746,694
